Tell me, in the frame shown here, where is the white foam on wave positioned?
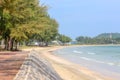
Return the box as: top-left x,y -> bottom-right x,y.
87,52 -> 96,55
80,57 -> 106,64
80,57 -> 91,61
109,62 -> 120,67
117,64 -> 120,67
73,50 -> 82,54
114,62 -> 120,67
94,60 -> 105,64
107,63 -> 115,66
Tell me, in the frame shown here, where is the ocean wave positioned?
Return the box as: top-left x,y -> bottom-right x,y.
107,63 -> 115,66
80,57 -> 105,64
80,57 -> 91,61
94,60 -> 105,64
87,52 -> 96,55
117,64 -> 120,67
73,50 -> 83,54
113,62 -> 120,67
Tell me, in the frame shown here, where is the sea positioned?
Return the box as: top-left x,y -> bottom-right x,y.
53,45 -> 120,79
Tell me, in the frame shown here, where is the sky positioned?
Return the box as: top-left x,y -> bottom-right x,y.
40,0 -> 120,39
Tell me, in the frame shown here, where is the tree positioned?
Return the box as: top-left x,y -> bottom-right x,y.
57,34 -> 72,45
0,0 -> 59,50
31,16 -> 59,46
76,36 -> 92,44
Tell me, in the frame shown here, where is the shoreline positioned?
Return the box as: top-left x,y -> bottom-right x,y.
34,46 -> 115,80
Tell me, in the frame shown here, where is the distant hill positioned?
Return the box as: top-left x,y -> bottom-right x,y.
95,33 -> 120,39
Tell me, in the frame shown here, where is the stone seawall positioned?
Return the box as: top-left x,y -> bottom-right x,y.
14,50 -> 62,80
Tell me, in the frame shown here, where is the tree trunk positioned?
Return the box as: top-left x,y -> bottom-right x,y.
4,38 -> 7,50
15,40 -> 18,50
8,38 -> 14,51
4,37 -> 9,50
8,38 -> 11,51
45,42 -> 48,46
10,39 -> 14,50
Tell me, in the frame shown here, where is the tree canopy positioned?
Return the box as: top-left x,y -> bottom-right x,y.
57,34 -> 72,45
0,0 -> 59,50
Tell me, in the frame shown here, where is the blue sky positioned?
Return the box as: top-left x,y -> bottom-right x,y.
40,0 -> 120,39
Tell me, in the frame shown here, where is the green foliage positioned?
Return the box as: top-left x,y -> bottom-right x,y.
96,33 -> 120,39
57,34 -> 72,45
76,33 -> 120,44
0,0 -> 59,50
76,36 -> 92,44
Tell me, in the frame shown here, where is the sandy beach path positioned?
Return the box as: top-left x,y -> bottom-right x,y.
0,51 -> 28,80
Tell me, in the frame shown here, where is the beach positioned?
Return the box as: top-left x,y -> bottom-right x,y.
32,46 -> 116,80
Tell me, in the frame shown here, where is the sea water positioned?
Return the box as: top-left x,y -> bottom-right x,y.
54,45 -> 120,79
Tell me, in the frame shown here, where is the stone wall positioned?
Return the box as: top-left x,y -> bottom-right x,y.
14,50 -> 62,80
